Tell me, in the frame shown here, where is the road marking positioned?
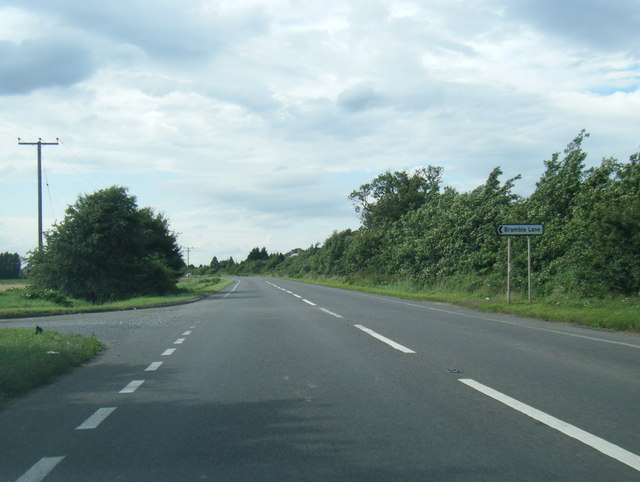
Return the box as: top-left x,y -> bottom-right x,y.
223,280 -> 241,298
367,295 -> 640,349
319,307 -> 343,319
16,456 -> 65,482
302,299 -> 317,306
354,325 -> 416,353
76,407 -> 117,430
174,338 -> 186,344
161,348 -> 176,356
292,294 -> 302,299
145,361 -> 163,372
119,380 -> 145,394
182,330 -> 192,336
459,378 -> 640,472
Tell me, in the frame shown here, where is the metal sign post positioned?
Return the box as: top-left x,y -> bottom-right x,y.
496,224 -> 544,304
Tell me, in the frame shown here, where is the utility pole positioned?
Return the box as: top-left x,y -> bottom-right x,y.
18,138 -> 59,251
184,246 -> 194,267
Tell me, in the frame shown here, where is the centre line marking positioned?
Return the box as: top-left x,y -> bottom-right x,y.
319,307 -> 343,319
174,338 -> 186,344
182,330 -> 192,336
161,348 -> 176,356
119,380 -> 145,394
459,378 -> 640,472
292,294 -> 302,299
76,407 -> 117,430
354,325 -> 416,353
145,361 -> 163,372
16,456 -> 66,482
302,299 -> 317,306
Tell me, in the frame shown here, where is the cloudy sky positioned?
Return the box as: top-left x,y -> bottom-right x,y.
0,0 -> 638,266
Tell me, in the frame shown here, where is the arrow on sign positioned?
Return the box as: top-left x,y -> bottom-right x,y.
496,224 -> 544,236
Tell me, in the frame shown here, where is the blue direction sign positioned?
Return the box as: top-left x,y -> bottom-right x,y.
496,224 -> 544,236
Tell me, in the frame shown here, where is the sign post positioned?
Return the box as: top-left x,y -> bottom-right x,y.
496,224 -> 544,303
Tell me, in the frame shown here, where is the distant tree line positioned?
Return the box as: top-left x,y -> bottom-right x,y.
0,252 -> 21,279
213,132 -> 640,298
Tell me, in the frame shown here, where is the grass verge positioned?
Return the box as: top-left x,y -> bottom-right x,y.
287,276 -> 640,333
0,276 -> 232,319
0,328 -> 104,397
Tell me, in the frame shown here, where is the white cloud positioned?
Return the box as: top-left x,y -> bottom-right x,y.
0,0 -> 638,265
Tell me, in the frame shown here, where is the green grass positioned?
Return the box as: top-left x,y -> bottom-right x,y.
0,276 -> 233,319
0,327 -> 104,397
287,276 -> 640,333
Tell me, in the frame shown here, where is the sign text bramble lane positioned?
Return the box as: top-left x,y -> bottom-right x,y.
496,224 -> 544,236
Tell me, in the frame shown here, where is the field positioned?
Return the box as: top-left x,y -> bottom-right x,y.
0,276 -> 232,319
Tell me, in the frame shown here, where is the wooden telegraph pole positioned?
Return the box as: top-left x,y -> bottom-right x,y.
18,138 -> 59,251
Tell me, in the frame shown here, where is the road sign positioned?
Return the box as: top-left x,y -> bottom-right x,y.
496,224 -> 544,236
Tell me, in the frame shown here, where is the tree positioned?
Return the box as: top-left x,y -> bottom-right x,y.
246,247 -> 269,261
0,252 -> 21,279
210,256 -> 221,272
348,166 -> 443,229
29,186 -> 184,303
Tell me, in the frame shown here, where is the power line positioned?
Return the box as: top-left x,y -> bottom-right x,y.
18,138 -> 59,251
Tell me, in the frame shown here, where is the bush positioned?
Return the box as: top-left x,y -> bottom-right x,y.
23,288 -> 73,307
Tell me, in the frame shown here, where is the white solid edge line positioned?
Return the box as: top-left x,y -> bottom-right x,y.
354,324 -> 416,353
119,379 -> 145,394
369,295 -> 640,350
161,348 -> 176,356
145,361 -> 163,372
16,456 -> 66,482
76,407 -> 117,430
223,280 -> 241,298
319,307 -> 343,319
302,299 -> 317,306
459,378 -> 640,472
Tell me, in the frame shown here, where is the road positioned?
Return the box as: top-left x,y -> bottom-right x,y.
0,277 -> 638,481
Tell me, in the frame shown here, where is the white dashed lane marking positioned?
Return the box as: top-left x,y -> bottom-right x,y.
460,378 -> 640,473
76,407 -> 117,430
354,325 -> 416,354
145,361 -> 163,372
161,348 -> 176,356
119,380 -> 145,394
319,308 -> 343,319
16,456 -> 65,482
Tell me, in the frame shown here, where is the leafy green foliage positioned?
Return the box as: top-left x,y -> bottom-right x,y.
28,186 -> 185,303
349,166 -> 443,228
0,252 -> 21,279
215,133 -> 640,300
23,288 -> 73,307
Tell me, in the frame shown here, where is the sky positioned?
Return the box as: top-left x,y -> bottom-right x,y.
0,0 -> 638,266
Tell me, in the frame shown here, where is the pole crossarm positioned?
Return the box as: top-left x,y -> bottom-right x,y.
18,138 -> 60,146
18,138 -> 60,251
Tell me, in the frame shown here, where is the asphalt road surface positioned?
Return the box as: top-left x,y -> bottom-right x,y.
1,277 -> 638,481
